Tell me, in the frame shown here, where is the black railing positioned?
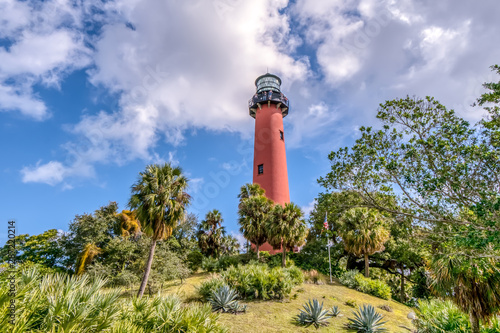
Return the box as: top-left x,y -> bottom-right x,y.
248,91 -> 289,109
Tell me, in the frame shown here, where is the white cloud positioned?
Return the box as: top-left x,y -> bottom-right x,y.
0,83 -> 48,120
21,161 -> 67,186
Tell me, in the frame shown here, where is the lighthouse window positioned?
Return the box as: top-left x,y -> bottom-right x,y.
258,164 -> 264,174
279,130 -> 284,141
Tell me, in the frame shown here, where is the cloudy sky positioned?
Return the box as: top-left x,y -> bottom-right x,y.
1,0 -> 499,244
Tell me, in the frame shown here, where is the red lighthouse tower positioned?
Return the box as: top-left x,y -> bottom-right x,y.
248,73 -> 290,254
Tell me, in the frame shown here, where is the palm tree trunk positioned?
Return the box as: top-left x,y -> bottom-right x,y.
364,253 -> 369,277
282,247 -> 286,268
469,312 -> 480,333
137,238 -> 157,298
256,244 -> 260,260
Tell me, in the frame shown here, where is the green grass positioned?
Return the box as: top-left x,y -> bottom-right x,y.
155,272 -> 415,332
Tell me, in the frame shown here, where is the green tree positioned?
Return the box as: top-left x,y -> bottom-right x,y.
268,202 -> 308,267
238,189 -> 273,259
62,202 -> 118,272
339,208 -> 390,277
0,229 -> 65,270
197,209 -> 226,258
319,93 -> 500,331
129,163 -> 190,297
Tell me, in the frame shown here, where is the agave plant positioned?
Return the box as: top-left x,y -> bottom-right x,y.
330,305 -> 341,317
347,304 -> 388,332
208,285 -> 246,313
295,299 -> 332,328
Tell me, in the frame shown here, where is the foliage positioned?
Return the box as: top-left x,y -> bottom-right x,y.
267,202 -> 308,267
197,209 -> 226,258
0,229 -> 65,270
0,267 -> 122,332
339,208 -> 390,277
187,250 -> 204,271
414,299 -> 472,333
61,202 -> 119,272
75,242 -> 101,275
347,304 -> 388,332
199,264 -> 303,301
319,92 -> 500,331
116,210 -> 141,238
339,270 -> 360,289
238,183 -> 272,259
295,299 -> 332,328
345,299 -> 358,308
197,275 -> 226,301
339,270 -> 391,300
129,163 -> 190,297
0,267 -> 227,333
208,285 -> 246,314
286,239 -> 345,277
354,274 -> 392,300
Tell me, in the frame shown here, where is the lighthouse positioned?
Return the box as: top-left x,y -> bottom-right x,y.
248,73 -> 290,254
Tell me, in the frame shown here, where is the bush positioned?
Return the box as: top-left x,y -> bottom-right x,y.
339,270 -> 360,288
199,263 -> 303,300
202,257 -> 220,272
197,275 -> 226,301
414,299 -> 471,332
187,250 -> 204,271
338,270 -> 391,300
0,267 -> 227,333
354,274 -> 391,300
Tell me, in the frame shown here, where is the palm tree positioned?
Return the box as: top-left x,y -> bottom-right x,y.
339,208 -> 390,277
428,250 -> 500,333
197,209 -> 226,258
115,210 -> 142,238
238,195 -> 273,259
237,183 -> 265,202
221,235 -> 241,256
268,202 -> 308,267
129,163 -> 190,297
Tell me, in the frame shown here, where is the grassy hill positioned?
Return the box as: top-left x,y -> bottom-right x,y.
157,273 -> 415,332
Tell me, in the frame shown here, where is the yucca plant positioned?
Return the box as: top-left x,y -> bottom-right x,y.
295,299 -> 332,328
208,285 -> 246,314
347,304 -> 388,332
330,305 -> 341,317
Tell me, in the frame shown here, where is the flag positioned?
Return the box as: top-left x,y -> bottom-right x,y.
323,212 -> 328,229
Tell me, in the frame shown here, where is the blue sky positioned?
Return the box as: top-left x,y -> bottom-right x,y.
1,0 -> 500,246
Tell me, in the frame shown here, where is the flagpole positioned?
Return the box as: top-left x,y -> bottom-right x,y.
325,212 -> 332,283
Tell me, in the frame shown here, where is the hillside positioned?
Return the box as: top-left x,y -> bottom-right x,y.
159,273 -> 415,332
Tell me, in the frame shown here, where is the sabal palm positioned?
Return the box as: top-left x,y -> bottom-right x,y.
268,203 -> 308,267
237,183 -> 265,203
198,209 -> 226,258
339,208 -> 390,277
428,251 -> 500,333
129,163 -> 190,297
238,195 -> 273,259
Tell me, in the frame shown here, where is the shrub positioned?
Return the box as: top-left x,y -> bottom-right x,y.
202,257 -> 220,272
355,274 -> 391,300
339,270 -> 391,300
339,269 -> 360,288
197,275 -> 226,301
0,266 -> 227,333
295,299 -> 332,328
347,304 -> 388,332
414,299 -> 471,332
187,250 -> 204,271
208,285 -> 246,314
199,264 -> 302,300
345,299 -> 358,307
304,269 -> 321,284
